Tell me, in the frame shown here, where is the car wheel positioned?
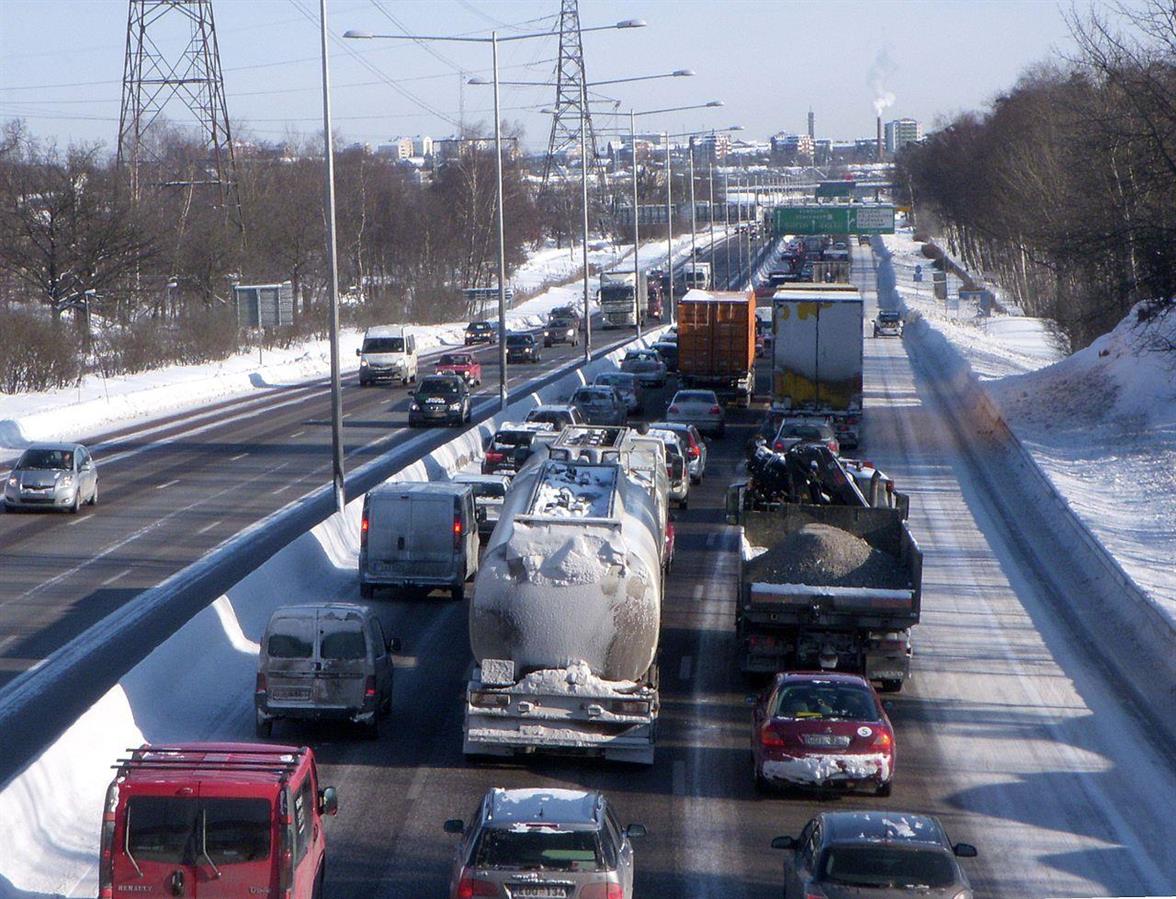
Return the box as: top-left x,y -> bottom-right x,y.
677,497 -> 688,510
311,867 -> 325,899
256,715 -> 273,739
89,482 -> 99,505
452,583 -> 465,602
70,492 -> 81,514
363,713 -> 380,740
360,582 -> 374,599
690,474 -> 701,485
401,376 -> 410,386
754,767 -> 771,795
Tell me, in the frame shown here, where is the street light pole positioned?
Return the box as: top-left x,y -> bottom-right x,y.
580,80 -> 591,361
491,31 -> 508,409
724,168 -> 731,287
319,0 -> 345,514
707,151 -> 715,274
688,139 -> 697,263
664,131 -> 673,325
630,109 -> 641,339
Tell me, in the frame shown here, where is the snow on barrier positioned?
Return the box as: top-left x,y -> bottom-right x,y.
0,330 -> 664,896
873,241 -> 1176,738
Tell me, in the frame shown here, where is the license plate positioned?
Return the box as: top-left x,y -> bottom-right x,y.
272,687 -> 311,702
801,734 -> 850,748
510,886 -> 568,898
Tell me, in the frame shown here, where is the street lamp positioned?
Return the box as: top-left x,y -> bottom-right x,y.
345,19 -> 646,407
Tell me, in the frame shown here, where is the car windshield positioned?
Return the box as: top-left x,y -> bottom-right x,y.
438,354 -> 468,366
473,828 -> 603,872
780,426 -> 826,441
774,684 -> 876,720
362,337 -> 404,354
574,390 -> 610,405
879,312 -> 900,322
819,846 -> 956,888
507,335 -> 531,347
17,449 -> 74,470
468,322 -> 491,331
125,796 -> 271,864
465,481 -> 506,499
418,378 -> 460,397
527,411 -> 568,427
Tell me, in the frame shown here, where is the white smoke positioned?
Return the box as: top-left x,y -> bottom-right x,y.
868,47 -> 897,117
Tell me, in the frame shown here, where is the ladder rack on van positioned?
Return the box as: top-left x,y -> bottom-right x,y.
113,745 -> 309,778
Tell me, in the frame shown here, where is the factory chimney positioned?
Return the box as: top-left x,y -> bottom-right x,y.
876,115 -> 883,162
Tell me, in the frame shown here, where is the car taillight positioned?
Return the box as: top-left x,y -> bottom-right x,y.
709,405 -> 721,414
580,884 -> 624,899
668,405 -> 679,413
485,450 -> 505,463
456,875 -> 499,898
760,723 -> 787,747
453,514 -> 463,550
255,673 -> 267,696
364,675 -> 377,699
361,516 -> 369,549
773,440 -> 785,451
688,444 -> 700,459
279,813 -> 294,894
872,730 -> 893,750
98,782 -> 118,895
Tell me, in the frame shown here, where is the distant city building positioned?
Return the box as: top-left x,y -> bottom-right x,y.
807,109 -> 815,141
692,132 -> 731,165
770,132 -> 814,165
884,118 -> 923,154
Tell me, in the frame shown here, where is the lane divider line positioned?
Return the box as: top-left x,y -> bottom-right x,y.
156,479 -> 180,490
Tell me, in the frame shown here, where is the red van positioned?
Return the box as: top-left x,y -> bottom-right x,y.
99,742 -> 337,898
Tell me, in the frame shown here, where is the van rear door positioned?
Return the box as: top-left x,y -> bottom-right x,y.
263,612 -> 317,708
314,607 -> 368,711
112,791 -> 201,895
408,493 -> 457,580
190,789 -> 277,896
368,491 -> 454,581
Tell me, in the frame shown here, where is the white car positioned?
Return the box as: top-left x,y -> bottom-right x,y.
666,389 -> 724,437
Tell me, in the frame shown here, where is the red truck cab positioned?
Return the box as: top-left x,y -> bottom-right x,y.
100,742 -> 337,898
434,351 -> 482,386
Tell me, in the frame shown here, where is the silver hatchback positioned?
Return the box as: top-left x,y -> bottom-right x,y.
3,443 -> 98,513
445,787 -> 646,899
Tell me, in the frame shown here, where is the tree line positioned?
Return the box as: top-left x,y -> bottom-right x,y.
894,2 -> 1175,349
0,120 -> 560,393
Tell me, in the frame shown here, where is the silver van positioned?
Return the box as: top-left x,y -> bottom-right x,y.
254,602 -> 400,739
359,481 -> 480,600
357,325 -> 418,386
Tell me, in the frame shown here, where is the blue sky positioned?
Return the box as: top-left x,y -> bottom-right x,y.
0,0 -> 1119,153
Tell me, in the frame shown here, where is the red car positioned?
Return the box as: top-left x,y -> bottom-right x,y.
434,351 -> 482,386
751,672 -> 895,796
663,518 -> 676,573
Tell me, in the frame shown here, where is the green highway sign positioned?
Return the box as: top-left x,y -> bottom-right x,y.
815,180 -> 855,199
773,205 -> 895,235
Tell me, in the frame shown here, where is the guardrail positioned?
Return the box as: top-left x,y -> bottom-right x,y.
0,329 -> 660,784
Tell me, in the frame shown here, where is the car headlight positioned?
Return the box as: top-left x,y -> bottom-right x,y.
359,359 -> 368,367
449,402 -> 462,411
6,476 -> 16,487
59,474 -> 74,487
410,403 -> 420,411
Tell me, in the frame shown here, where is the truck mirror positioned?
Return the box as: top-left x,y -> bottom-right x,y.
318,786 -> 338,816
443,819 -> 465,835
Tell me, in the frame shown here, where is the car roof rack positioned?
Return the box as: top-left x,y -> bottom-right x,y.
113,745 -> 307,780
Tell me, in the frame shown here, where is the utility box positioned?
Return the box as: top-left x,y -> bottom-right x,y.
234,282 -> 294,328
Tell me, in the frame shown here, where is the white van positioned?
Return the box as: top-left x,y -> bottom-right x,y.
357,325 -> 418,386
359,481 -> 480,600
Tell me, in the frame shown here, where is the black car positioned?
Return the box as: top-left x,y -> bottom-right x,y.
772,811 -> 977,899
544,315 -> 580,347
464,321 -> 496,345
408,374 -> 471,427
651,341 -> 679,373
481,423 -> 554,475
505,333 -> 542,363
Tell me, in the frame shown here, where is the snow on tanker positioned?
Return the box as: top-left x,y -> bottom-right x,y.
464,426 -> 668,765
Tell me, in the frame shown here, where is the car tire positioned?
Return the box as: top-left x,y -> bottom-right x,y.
256,715 -> 273,739
70,492 -> 80,514
754,768 -> 771,795
312,867 -> 325,899
875,779 -> 893,797
360,582 -> 375,599
677,497 -> 688,510
690,474 -> 701,485
363,714 -> 380,741
89,482 -> 99,506
452,583 -> 465,602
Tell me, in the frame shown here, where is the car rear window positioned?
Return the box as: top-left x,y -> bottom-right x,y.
466,482 -> 506,499
473,828 -> 603,872
438,354 -> 466,365
527,411 -> 568,427
267,632 -> 313,659
125,796 -> 271,864
320,626 -> 366,660
781,426 -> 826,440
675,391 -> 715,403
492,430 -> 534,448
819,846 -> 955,888
774,685 -> 876,720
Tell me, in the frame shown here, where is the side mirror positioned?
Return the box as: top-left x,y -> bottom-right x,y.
443,819 -> 465,835
745,694 -> 757,705
387,637 -> 402,653
953,843 -> 978,858
355,348 -> 362,357
318,786 -> 338,817
625,823 -> 647,840
770,835 -> 796,851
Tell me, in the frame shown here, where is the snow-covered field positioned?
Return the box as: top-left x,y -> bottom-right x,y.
0,229 -> 723,459
883,228 -> 1176,625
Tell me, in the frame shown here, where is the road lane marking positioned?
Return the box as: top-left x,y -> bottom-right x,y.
66,514 -> 88,526
195,520 -> 221,535
406,765 -> 430,802
672,759 -> 686,796
99,567 -> 134,587
679,655 -> 693,681
229,452 -> 249,462
271,484 -> 292,495
290,430 -> 305,438
156,479 -> 180,490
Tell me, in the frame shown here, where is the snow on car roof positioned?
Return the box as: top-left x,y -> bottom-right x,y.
489,787 -> 600,826
528,461 -> 617,518
823,811 -> 943,846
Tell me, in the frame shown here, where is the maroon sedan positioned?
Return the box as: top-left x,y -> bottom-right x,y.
752,672 -> 895,796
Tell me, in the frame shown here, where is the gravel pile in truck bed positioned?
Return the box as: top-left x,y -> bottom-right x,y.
746,523 -> 908,589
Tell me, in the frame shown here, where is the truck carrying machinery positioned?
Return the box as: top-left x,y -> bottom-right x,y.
771,283 -> 864,448
726,443 -> 922,691
599,271 -> 648,329
463,425 -> 669,764
677,288 -> 757,406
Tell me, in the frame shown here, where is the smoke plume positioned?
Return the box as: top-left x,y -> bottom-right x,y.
868,47 -> 897,117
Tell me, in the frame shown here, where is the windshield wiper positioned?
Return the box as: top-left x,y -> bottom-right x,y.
200,810 -> 222,879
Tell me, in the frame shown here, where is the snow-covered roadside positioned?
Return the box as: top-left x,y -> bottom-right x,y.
882,228 -> 1176,625
0,331 -> 661,897
0,228 -> 722,459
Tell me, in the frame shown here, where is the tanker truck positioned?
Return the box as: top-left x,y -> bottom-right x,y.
463,425 -> 668,765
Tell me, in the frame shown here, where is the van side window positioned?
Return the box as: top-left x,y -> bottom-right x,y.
293,777 -> 314,863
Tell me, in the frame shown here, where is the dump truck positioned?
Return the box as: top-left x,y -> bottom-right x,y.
677,288 -> 756,406
599,271 -> 648,328
725,451 -> 922,691
463,426 -> 669,764
771,284 -> 864,449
